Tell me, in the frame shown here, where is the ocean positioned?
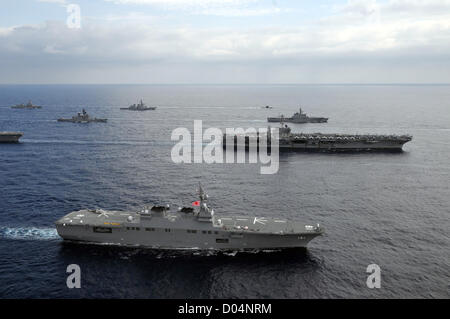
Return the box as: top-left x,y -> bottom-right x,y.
0,84 -> 449,298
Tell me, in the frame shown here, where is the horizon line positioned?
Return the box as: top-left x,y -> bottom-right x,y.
0,83 -> 450,86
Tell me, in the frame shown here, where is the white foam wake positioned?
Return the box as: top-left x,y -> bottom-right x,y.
0,227 -> 59,241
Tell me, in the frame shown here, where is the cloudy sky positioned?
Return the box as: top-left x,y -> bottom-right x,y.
1,0 -> 450,84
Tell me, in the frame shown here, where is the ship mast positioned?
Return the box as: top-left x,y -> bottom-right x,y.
197,183 -> 214,221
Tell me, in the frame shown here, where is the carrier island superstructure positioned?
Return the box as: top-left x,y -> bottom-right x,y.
55,186 -> 323,250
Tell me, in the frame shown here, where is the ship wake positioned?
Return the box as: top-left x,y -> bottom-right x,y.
0,227 -> 59,241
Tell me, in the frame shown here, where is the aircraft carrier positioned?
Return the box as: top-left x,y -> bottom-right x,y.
55,185 -> 323,250
223,124 -> 412,152
0,132 -> 23,143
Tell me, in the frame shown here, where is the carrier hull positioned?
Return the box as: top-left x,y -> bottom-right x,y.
223,131 -> 412,152
55,208 -> 323,251
56,224 -> 319,250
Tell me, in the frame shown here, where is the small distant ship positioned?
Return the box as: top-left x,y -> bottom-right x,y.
57,109 -> 107,123
0,132 -> 23,143
11,101 -> 41,109
55,185 -> 323,250
268,108 -> 328,123
120,99 -> 157,111
223,123 -> 412,152
262,105 -> 273,109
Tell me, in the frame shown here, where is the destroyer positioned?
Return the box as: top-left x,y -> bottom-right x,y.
57,109 -> 107,123
223,123 -> 412,152
268,108 -> 327,123
11,101 -> 41,109
120,99 -> 156,111
0,132 -> 23,143
55,185 -> 323,250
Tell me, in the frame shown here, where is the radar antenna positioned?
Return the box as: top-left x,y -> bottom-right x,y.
197,183 -> 212,221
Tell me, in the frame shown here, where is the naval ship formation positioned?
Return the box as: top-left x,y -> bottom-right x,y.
55,185 -> 323,250
223,123 -> 412,152
5,98 -> 412,252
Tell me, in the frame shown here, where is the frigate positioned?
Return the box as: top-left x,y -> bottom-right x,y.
120,99 -> 157,111
55,185 -> 323,250
57,109 -> 107,123
268,108 -> 328,123
11,101 -> 41,109
223,123 -> 412,152
0,132 -> 23,143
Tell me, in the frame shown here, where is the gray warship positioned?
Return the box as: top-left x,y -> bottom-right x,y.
55,185 -> 323,250
120,99 -> 156,111
223,123 -> 412,152
11,101 -> 41,109
0,132 -> 23,143
268,108 -> 328,123
57,109 -> 107,123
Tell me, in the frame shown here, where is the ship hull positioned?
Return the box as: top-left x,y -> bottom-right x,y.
282,140 -> 407,151
55,208 -> 323,251
57,119 -> 107,123
0,132 -> 23,143
120,107 -> 156,111
55,224 -> 320,250
223,135 -> 411,152
268,117 -> 328,123
11,106 -> 41,109
224,141 -> 408,152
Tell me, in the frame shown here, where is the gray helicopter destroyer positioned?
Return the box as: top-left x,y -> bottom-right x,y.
55,185 -> 323,250
268,107 -> 328,123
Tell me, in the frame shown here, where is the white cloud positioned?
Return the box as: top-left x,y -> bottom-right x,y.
196,6 -> 284,17
105,0 -> 258,10
2,12 -> 449,62
37,0 -> 67,4
104,0 -> 279,17
335,0 -> 450,20
1,0 -> 450,83
0,27 -> 15,37
106,0 -> 256,5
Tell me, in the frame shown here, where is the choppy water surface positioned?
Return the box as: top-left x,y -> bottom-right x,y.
0,84 -> 449,298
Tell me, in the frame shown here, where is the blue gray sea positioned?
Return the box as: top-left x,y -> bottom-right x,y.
0,84 -> 449,298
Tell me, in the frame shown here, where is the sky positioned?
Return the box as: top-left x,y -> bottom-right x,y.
0,0 -> 449,84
